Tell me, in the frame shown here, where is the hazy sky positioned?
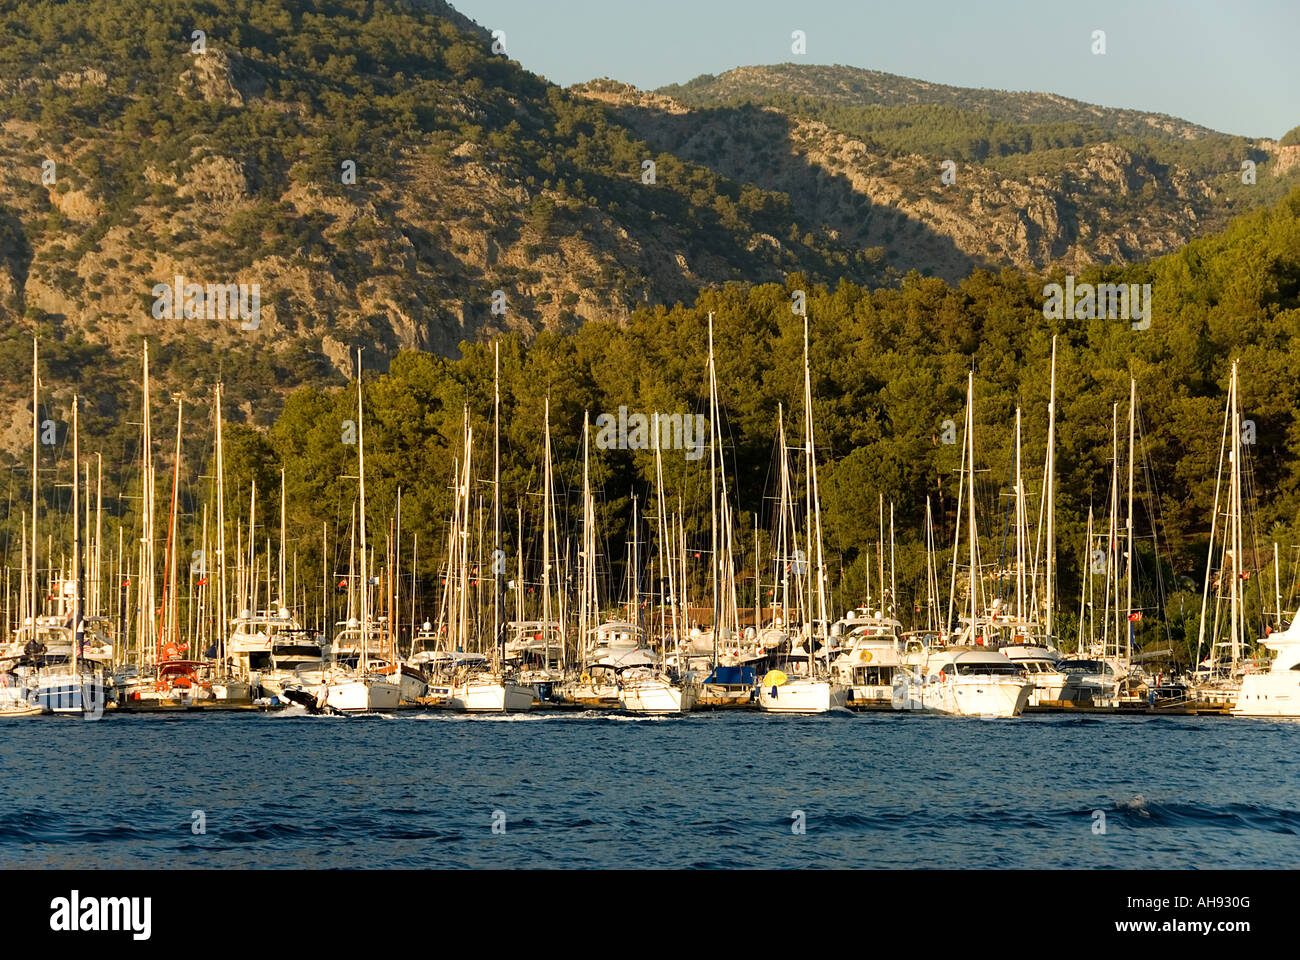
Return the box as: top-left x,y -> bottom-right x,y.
452,0 -> 1298,138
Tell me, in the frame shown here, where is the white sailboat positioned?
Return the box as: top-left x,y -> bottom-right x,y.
287,349 -> 400,712
758,312 -> 848,714
1192,362 -> 1254,709
619,447 -> 700,715
445,390 -> 531,713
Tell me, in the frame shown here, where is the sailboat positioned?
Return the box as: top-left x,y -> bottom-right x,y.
896,372 -> 1032,717
7,342 -> 111,714
618,447 -> 701,714
1192,362 -> 1258,709
758,313 -> 848,714
444,391 -> 532,713
285,350 -> 400,712
119,391 -> 229,707
831,495 -> 915,709
991,393 -> 1069,706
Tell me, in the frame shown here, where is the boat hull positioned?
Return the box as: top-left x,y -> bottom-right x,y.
900,677 -> 1032,717
322,678 -> 402,712
448,680 -> 534,713
1232,672 -> 1300,717
619,676 -> 698,714
1026,674 -> 1069,707
31,672 -> 106,715
757,679 -> 848,714
0,703 -> 46,717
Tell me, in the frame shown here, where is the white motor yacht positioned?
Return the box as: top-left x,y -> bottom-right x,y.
1233,618 -> 1300,718
896,647 -> 1032,717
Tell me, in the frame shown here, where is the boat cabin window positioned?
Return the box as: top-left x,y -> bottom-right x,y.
944,661 -> 1023,676
854,666 -> 894,685
1060,660 -> 1111,675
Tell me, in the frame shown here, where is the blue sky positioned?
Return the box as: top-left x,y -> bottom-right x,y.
451,0 -> 1298,138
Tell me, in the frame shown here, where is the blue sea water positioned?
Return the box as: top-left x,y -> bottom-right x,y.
1,710 -> 1298,869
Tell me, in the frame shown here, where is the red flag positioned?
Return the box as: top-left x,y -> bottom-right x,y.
1128,611 -> 1142,622
196,577 -> 208,586
337,579 -> 347,588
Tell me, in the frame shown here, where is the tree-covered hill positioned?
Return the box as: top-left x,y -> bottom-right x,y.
10,186 -> 1297,667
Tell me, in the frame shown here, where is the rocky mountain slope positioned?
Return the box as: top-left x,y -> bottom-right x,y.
0,3 -> 1295,456
578,66 -> 1298,280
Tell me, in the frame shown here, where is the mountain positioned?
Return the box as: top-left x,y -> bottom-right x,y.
0,3 -> 1295,459
575,65 -> 1298,281
660,63 -> 1223,139
0,0 -> 884,442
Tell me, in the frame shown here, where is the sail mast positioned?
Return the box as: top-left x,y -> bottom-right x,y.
493,343 -> 504,667
142,342 -> 156,667
803,312 -> 828,666
707,312 -> 719,667
71,395 -> 81,673
1015,407 -> 1025,621
1125,377 -> 1136,663
1045,336 -> 1057,639
30,339 -> 38,634
214,384 -> 228,669
542,396 -> 552,670
1229,362 -> 1242,670
579,412 -> 591,671
966,371 -> 978,640
356,348 -> 368,675
1194,373 -> 1232,673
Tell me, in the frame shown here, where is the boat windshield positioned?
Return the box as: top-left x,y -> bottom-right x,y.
1059,660 -> 1111,675
945,662 -> 1024,676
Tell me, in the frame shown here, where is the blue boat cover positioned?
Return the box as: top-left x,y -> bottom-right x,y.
704,665 -> 755,685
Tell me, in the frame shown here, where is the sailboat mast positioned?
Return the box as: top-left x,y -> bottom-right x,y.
542,396 -> 552,670
279,470 -> 286,605
803,312 -> 828,666
924,497 -> 939,632
579,413 -> 591,670
94,453 -> 103,618
889,502 -> 896,620
214,384 -> 228,669
1275,542 -> 1283,631
877,494 -> 885,612
356,348 -> 369,674
1125,377 -> 1136,662
707,313 -> 719,667
493,343 -> 503,665
1103,402 -> 1118,657
142,342 -> 156,667
165,397 -> 183,649
1015,407 -> 1025,621
1045,336 -> 1057,639
776,405 -> 790,628
1194,375 -> 1232,672
71,395 -> 81,672
30,339 -> 38,633
1229,362 -> 1242,669
966,371 -> 978,640
630,496 -> 639,630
